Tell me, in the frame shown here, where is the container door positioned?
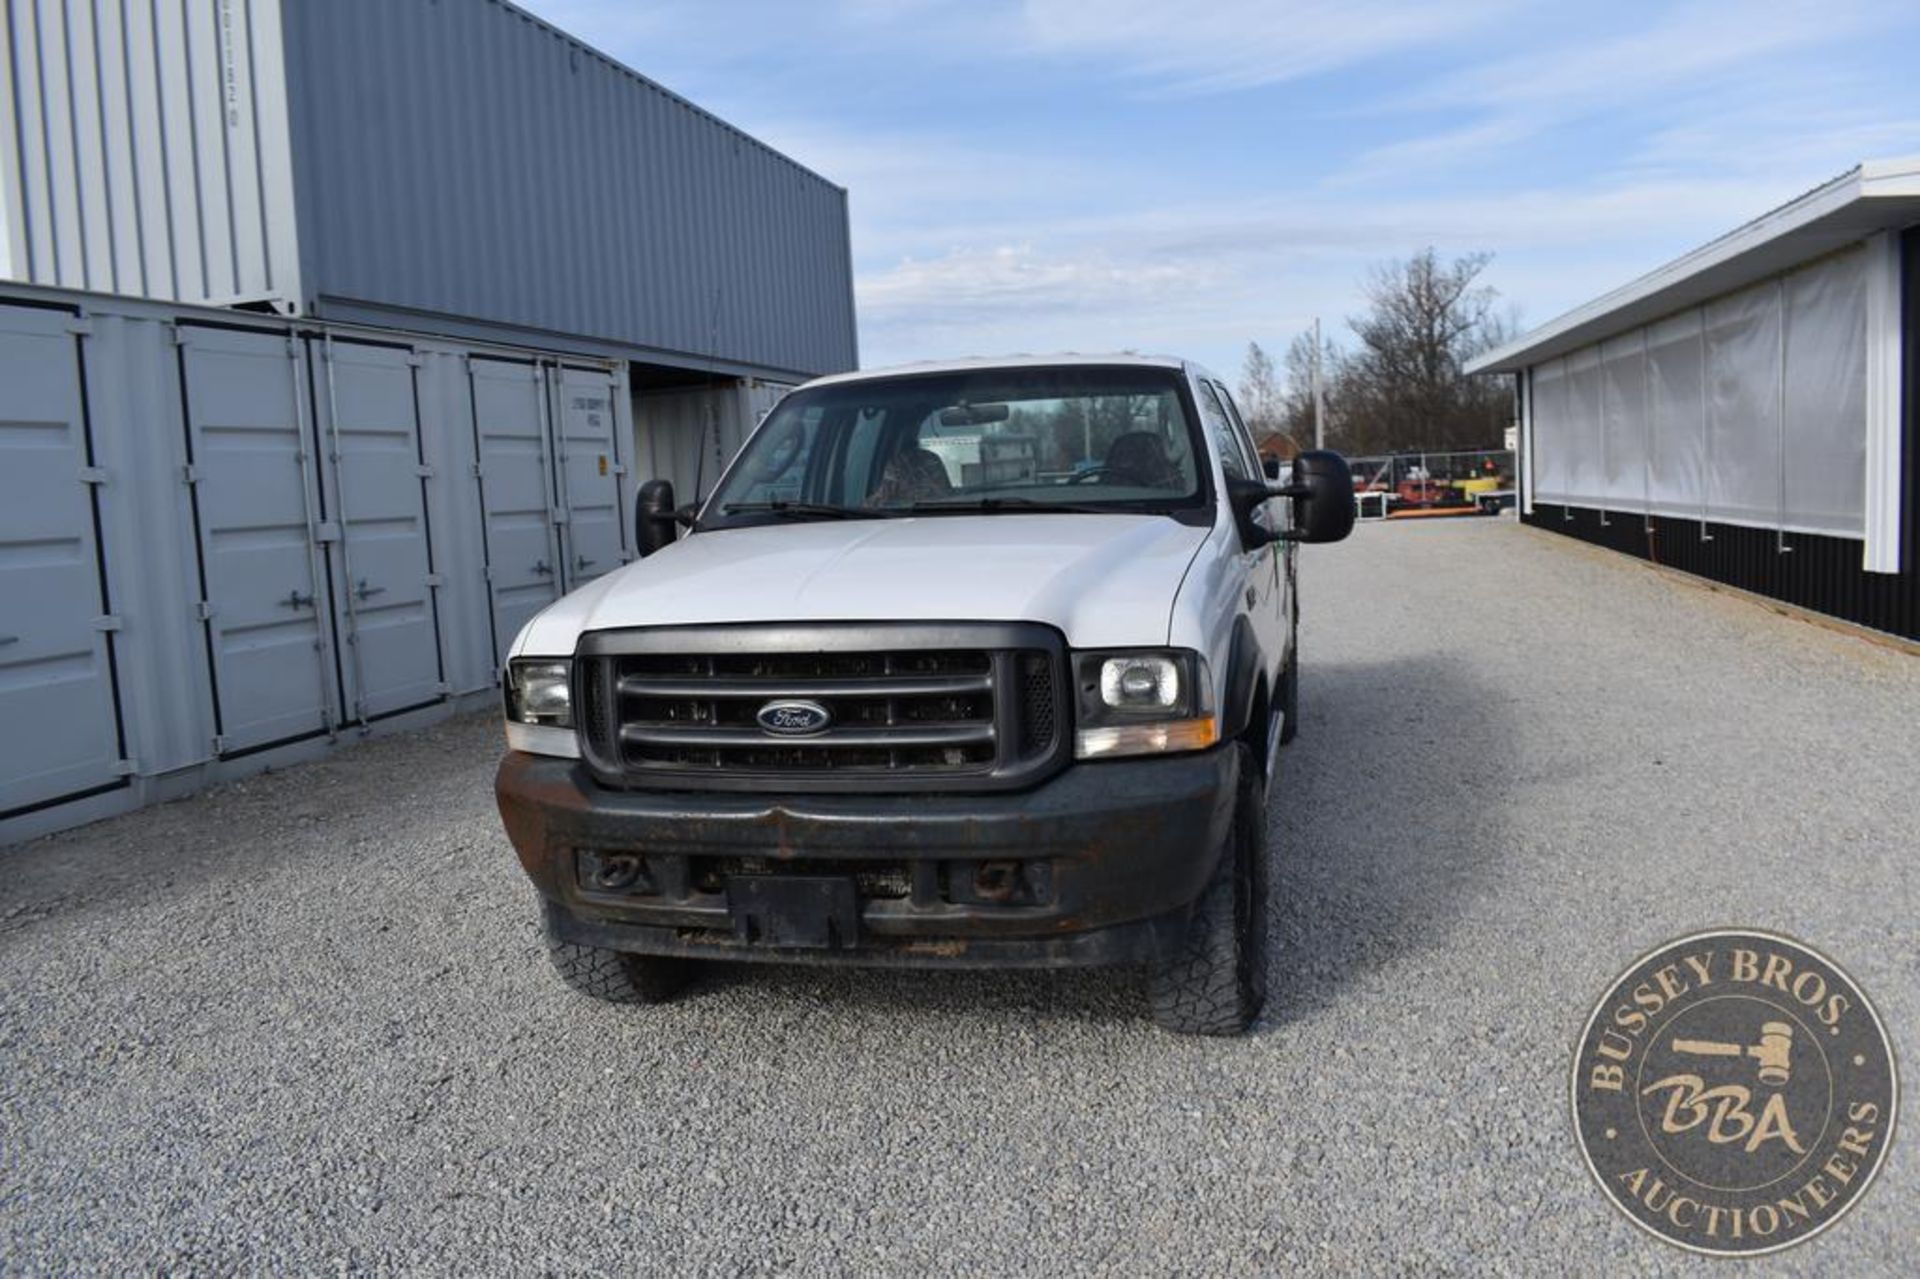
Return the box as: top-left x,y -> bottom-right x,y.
178,325 -> 335,753
0,304 -> 125,811
469,358 -> 562,664
314,338 -> 447,720
550,364 -> 627,590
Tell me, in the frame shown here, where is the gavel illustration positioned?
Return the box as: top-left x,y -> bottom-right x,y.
1671,1022 -> 1794,1086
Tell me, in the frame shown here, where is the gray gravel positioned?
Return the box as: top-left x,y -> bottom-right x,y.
3,518 -> 1916,1274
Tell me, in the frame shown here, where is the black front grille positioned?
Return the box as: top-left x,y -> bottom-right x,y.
577,624 -> 1066,792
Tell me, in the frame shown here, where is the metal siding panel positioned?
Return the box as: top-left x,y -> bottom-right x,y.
153,0 -> 205,297
35,0 -> 83,284
314,337 -> 444,718
0,302 -> 125,811
179,324 -> 334,749
219,0 -> 266,296
469,356 -> 560,658
181,0 -> 235,297
3,0 -> 55,279
90,0 -> 143,293
61,0 -> 114,288
285,0 -> 852,376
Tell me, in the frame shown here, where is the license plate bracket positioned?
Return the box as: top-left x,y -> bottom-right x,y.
726,875 -> 860,949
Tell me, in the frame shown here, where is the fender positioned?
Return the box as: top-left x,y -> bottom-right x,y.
1218,613 -> 1267,743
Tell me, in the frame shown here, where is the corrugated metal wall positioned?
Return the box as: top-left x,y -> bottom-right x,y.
278,0 -> 857,379
0,0 -> 303,306
0,280 -> 637,845
4,0 -> 858,381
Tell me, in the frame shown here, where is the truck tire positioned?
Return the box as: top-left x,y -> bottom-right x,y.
545,936 -> 688,1004
1277,647 -> 1299,746
1149,742 -> 1268,1035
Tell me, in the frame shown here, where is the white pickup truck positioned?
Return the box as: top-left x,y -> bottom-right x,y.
495,356 -> 1353,1034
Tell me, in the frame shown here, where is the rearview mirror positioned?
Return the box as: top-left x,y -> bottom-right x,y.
939,402 -> 1010,426
1288,450 -> 1355,544
634,479 -> 679,556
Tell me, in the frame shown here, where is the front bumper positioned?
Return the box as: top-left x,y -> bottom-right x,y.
495,747 -> 1239,969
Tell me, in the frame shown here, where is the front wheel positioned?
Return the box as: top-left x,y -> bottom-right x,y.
543,907 -> 688,1004
1149,742 -> 1268,1035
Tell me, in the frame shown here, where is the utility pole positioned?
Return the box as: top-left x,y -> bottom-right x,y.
1310,316 -> 1326,451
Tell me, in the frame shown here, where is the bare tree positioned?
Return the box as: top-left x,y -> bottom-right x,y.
1279,328 -> 1341,447
1238,342 -> 1284,438
1331,248 -> 1512,454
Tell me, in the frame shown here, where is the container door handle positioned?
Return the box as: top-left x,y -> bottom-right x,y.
354,579 -> 387,601
282,589 -> 315,610
0,634 -> 18,646
574,554 -> 596,572
532,559 -> 554,577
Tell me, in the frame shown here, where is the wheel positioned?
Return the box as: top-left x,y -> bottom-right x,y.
1278,588 -> 1300,746
1149,742 -> 1268,1035
543,912 -> 688,1005
1277,648 -> 1299,746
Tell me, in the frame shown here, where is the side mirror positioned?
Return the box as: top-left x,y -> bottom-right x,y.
1288,450 -> 1355,544
634,479 -> 679,557
1262,456 -> 1282,481
1226,477 -> 1276,550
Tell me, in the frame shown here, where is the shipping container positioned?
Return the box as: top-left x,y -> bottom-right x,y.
1,0 -> 857,382
0,278 -> 638,844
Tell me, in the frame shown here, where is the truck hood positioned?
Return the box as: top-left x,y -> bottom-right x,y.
513,514 -> 1213,655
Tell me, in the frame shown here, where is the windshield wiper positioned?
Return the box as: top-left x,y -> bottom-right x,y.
719,500 -> 894,520
904,496 -> 1126,516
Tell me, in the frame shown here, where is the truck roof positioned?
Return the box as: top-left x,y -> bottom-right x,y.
804,352 -> 1215,389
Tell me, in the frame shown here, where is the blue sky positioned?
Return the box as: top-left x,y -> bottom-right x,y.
414,2 -> 1920,382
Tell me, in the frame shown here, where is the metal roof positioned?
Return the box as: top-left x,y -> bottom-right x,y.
1466,156 -> 1920,374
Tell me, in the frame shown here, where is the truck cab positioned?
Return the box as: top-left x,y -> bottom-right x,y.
494,356 -> 1353,1034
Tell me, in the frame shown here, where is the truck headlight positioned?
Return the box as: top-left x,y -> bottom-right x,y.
503,658 -> 579,757
1073,650 -> 1218,759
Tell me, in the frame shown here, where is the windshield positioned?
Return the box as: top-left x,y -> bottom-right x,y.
698,365 -> 1207,528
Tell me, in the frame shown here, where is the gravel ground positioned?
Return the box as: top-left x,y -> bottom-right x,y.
3,518 -> 1916,1275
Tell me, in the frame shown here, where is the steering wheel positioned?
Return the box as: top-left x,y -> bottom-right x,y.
1066,466 -> 1110,485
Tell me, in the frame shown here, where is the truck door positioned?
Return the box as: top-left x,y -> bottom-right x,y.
1196,379 -> 1284,687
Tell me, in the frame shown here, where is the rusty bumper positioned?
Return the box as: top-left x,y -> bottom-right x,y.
495,747 -> 1239,969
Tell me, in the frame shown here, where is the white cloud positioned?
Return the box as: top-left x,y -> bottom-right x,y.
1014,0 -> 1520,94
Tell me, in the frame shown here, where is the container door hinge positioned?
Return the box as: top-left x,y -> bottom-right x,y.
424,572 -> 445,588
406,352 -> 425,368
195,601 -> 216,621
434,682 -> 454,697
180,463 -> 201,485
111,758 -> 138,777
551,508 -> 570,525
66,317 -> 93,337
168,324 -> 190,347
312,521 -> 341,544
482,565 -> 495,583
91,614 -> 124,633
78,466 -> 108,485
212,734 -> 231,754
415,463 -> 435,478
469,462 -> 484,479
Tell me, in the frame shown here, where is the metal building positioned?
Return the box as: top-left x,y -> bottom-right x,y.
1468,159 -> 1919,640
1,0 -> 857,843
1,0 -> 856,380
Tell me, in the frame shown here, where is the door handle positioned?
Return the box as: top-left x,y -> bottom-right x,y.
354,579 -> 387,601
1245,586 -> 1258,609
532,559 -> 554,576
281,589 -> 315,609
574,554 -> 596,571
0,634 -> 18,645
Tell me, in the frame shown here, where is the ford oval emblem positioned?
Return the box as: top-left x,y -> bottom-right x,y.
756,699 -> 832,736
